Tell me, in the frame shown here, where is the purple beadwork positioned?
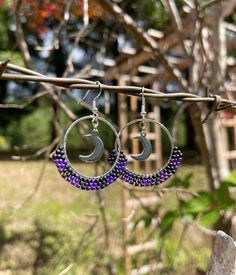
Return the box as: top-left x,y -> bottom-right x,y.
52,145 -> 127,191
108,146 -> 183,187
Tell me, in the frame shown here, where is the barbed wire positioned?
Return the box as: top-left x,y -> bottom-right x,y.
0,60 -> 236,112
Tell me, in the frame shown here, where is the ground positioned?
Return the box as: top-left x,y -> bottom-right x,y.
0,160 -> 212,274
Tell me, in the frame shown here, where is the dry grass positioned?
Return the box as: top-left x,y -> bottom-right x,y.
0,160 -> 211,274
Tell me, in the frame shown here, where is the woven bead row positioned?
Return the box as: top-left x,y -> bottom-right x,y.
52,145 -> 127,190
108,146 -> 182,186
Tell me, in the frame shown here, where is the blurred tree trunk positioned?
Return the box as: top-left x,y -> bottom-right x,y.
203,3 -> 229,186
189,2 -> 229,191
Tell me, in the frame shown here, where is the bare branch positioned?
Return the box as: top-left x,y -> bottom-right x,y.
0,59 -> 9,76
14,0 -> 31,68
95,0 -> 188,92
161,0 -> 189,58
54,0 -> 75,49
120,181 -> 199,197
63,0 -> 90,76
202,0 -> 224,10
183,217 -> 217,236
0,90 -> 49,109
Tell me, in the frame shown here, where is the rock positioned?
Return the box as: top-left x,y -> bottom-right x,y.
207,230 -> 236,275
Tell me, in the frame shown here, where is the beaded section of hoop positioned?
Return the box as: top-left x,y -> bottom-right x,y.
108,146 -> 182,186
53,145 -> 127,190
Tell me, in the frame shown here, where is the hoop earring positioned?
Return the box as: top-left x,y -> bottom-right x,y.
108,87 -> 182,187
53,82 -> 127,190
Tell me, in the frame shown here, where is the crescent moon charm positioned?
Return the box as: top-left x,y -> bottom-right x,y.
79,132 -> 104,162
131,134 -> 152,161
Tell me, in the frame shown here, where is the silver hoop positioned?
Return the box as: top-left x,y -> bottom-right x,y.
109,117 -> 182,187
119,118 -> 174,147
53,116 -> 127,190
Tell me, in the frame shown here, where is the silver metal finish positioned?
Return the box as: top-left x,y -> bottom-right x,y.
119,118 -> 173,147
118,117 -> 174,168
64,115 -> 121,179
131,134 -> 152,161
79,132 -> 104,162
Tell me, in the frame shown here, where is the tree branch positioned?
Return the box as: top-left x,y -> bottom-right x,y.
161,0 -> 190,59
95,0 -> 188,92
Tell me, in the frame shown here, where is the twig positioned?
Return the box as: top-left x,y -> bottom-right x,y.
160,188 -> 198,197
59,264 -> 74,275
14,158 -> 47,211
0,59 -> 9,76
0,90 -> 49,109
14,0 -> 31,68
12,135 -> 61,161
95,0 -> 188,92
120,181 -> 198,197
72,215 -> 100,260
179,0 -> 195,9
13,137 -> 60,210
54,0 -> 75,50
183,217 -> 217,236
12,0 -> 78,121
201,0 -> 224,11
63,0 -> 90,76
161,0 -> 189,59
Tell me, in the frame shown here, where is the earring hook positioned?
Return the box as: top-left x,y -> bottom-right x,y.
92,81 -> 103,113
93,81 -> 103,102
141,87 -> 146,116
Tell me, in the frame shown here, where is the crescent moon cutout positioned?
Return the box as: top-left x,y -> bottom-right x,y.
79,132 -> 104,162
131,135 -> 152,161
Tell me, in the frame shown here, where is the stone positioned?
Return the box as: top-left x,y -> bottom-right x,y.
207,230 -> 236,275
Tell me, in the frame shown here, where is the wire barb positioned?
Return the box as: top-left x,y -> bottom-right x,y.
0,59 -> 10,77
1,61 -> 236,112
201,94 -> 222,124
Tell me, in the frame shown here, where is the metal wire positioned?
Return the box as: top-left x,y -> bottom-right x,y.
1,61 -> 236,111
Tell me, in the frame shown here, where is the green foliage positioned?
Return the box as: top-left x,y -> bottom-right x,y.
0,51 -> 24,66
182,191 -> 212,214
144,1 -> 171,30
160,237 -> 211,273
159,210 -> 179,237
166,173 -> 193,188
152,172 -> 236,272
6,106 -> 51,147
159,172 -> 236,234
0,135 -> 9,150
0,8 -> 12,50
0,199 -> 101,273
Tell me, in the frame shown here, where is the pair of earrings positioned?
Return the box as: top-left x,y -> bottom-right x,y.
52,85 -> 183,191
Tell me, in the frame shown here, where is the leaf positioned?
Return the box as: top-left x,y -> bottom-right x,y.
200,208 -> 220,227
143,216 -> 152,228
180,173 -> 193,188
214,182 -> 230,203
160,211 -> 179,236
218,198 -> 236,210
165,173 -> 193,188
221,171 -> 236,187
182,191 -> 212,214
